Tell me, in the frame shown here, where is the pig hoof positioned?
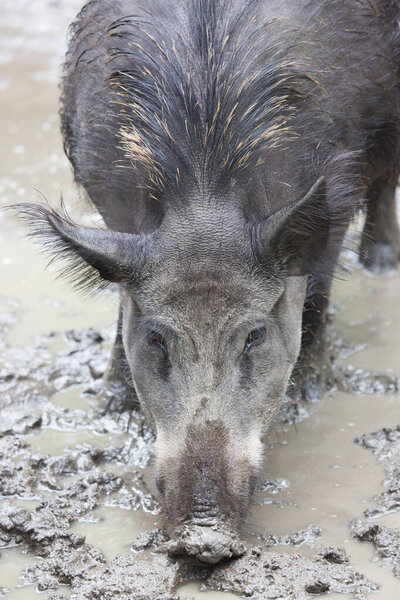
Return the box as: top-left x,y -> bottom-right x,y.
302,378 -> 324,404
166,525 -> 246,565
359,242 -> 399,273
289,364 -> 326,405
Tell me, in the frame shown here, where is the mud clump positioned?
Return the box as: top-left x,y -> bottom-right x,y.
351,520 -> 400,578
0,467 -> 123,551
0,448 -> 124,593
0,320 -> 381,599
318,546 -> 349,564
351,426 -> 400,576
335,368 -> 400,395
47,554 -> 181,600
355,426 -> 400,521
254,524 -> 322,547
131,528 -> 168,552
25,537 -> 106,592
198,546 -> 378,599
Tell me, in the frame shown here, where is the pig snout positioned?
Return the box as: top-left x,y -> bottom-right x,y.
166,523 -> 246,565
157,420 -> 260,564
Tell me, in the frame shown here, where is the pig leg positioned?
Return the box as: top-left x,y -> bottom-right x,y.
360,175 -> 400,272
97,304 -> 139,414
288,281 -> 331,404
289,220 -> 349,405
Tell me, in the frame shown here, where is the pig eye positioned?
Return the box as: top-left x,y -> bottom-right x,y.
148,331 -> 167,354
243,327 -> 266,355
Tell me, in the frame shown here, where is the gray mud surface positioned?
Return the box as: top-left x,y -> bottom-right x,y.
351,426 -> 400,578
0,312 -> 397,599
197,546 -> 377,599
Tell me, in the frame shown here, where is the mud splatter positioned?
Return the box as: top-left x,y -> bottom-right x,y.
254,524 -> 322,547
351,520 -> 400,579
351,426 -> 400,577
0,321 -> 382,599
356,426 -> 400,520
197,546 -> 378,599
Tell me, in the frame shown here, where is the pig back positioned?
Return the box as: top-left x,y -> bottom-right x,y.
60,0 -> 400,230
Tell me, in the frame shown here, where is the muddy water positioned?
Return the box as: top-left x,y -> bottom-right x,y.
1,2 -> 400,599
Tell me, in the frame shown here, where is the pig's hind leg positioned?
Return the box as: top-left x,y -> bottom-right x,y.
97,304 -> 140,415
360,174 -> 400,272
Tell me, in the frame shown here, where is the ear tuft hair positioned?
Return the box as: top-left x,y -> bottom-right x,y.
10,202 -> 149,294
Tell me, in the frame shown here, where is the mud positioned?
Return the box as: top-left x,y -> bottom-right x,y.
198,547 -> 377,599
351,426 -> 400,577
1,1 -> 400,599
0,325 -> 381,599
352,521 -> 400,579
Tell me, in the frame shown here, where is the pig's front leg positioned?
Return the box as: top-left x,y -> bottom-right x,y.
288,286 -> 331,404
97,304 -> 140,415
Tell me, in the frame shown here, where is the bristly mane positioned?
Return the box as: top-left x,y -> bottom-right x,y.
105,0 -> 311,198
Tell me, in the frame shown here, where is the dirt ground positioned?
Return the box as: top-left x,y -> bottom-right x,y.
0,1 -> 400,599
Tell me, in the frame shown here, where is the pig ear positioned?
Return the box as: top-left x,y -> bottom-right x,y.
14,203 -> 150,292
256,176 -> 329,276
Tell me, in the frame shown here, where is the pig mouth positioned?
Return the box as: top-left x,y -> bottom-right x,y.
165,523 -> 246,565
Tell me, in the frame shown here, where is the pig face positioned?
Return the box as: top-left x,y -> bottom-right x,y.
17,176 -> 327,563
121,255 -> 307,562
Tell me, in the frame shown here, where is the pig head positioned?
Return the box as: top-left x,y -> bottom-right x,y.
16,176 -> 328,563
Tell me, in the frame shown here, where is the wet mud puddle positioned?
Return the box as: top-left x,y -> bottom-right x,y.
1,1 -> 400,599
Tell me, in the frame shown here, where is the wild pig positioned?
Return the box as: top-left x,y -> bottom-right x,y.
18,0 -> 400,564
